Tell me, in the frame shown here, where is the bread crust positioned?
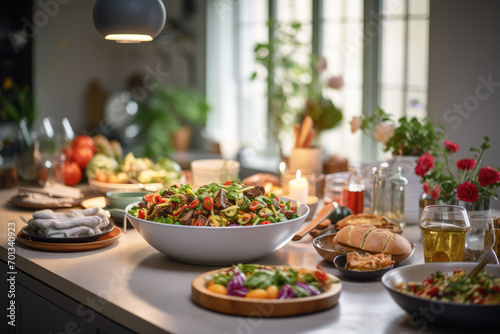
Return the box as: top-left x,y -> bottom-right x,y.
335,224 -> 411,255
336,213 -> 390,228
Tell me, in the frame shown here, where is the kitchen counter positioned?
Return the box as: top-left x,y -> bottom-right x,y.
0,187 -> 490,334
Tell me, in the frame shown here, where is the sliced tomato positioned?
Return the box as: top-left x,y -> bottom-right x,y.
153,195 -> 165,204
249,201 -> 259,211
315,265 -> 328,281
144,194 -> 155,202
422,279 -> 433,287
261,220 -> 271,225
188,199 -> 199,208
173,204 -> 187,216
203,196 -> 213,210
193,220 -> 202,226
224,180 -> 232,186
426,286 -> 439,297
274,196 -> 280,202
138,209 -> 145,220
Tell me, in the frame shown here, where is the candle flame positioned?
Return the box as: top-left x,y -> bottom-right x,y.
296,169 -> 301,181
279,161 -> 286,174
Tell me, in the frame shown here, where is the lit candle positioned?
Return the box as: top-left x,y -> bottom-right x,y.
288,169 -> 308,204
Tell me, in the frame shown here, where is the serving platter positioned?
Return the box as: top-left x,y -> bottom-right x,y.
16,227 -> 121,252
88,178 -> 163,194
21,224 -> 115,243
312,234 -> 416,265
382,262 -> 500,326
333,253 -> 394,280
191,267 -> 342,317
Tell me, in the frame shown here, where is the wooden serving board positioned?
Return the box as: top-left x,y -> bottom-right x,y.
16,227 -> 121,252
191,268 -> 342,317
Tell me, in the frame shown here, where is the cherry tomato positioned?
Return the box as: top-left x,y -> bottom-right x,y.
188,199 -> 199,208
224,180 -> 232,186
203,196 -> 213,210
173,204 -> 187,216
315,265 -> 328,281
261,220 -> 271,225
138,209 -> 145,219
153,195 -> 165,204
249,201 -> 259,211
250,213 -> 255,219
144,194 -> 155,202
274,196 -> 280,202
291,206 -> 296,213
193,220 -> 201,226
56,161 -> 82,186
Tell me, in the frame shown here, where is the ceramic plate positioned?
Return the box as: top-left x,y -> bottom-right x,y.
333,253 -> 394,280
21,224 -> 115,244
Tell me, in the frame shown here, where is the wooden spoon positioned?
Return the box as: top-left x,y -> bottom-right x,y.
466,256 -> 489,279
292,202 -> 338,241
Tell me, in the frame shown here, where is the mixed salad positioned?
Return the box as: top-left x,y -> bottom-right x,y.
127,181 -> 300,227
205,264 -> 337,299
396,268 -> 500,304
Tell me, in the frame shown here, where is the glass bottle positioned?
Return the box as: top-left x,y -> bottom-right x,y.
419,191 -> 435,224
340,165 -> 365,214
371,162 -> 408,228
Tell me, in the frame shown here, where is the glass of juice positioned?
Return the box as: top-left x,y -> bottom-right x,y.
419,205 -> 470,263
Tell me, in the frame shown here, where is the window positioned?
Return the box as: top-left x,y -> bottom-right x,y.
206,0 -> 430,169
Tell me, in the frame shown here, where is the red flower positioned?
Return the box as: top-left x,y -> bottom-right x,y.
430,185 -> 441,200
415,153 -> 435,177
423,181 -> 430,195
444,139 -> 460,153
478,167 -> 500,187
457,182 -> 479,203
456,159 -> 477,171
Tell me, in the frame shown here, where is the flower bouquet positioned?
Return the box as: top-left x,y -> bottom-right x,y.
415,136 -> 500,211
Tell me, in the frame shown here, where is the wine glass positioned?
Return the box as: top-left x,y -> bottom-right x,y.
465,214 -> 498,264
35,117 -> 74,187
419,205 -> 470,263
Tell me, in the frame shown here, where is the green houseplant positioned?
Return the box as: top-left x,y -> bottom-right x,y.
252,21 -> 342,153
136,85 -> 210,160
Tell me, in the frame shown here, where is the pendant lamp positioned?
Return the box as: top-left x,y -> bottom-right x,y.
93,0 -> 166,43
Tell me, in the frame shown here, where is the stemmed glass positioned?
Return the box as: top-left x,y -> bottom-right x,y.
419,205 -> 470,263
35,117 -> 74,187
465,214 -> 499,264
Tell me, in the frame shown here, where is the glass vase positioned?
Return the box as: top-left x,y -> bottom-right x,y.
459,197 -> 492,217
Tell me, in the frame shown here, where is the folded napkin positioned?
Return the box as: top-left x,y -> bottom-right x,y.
19,183 -> 83,199
19,192 -> 74,206
28,207 -> 111,238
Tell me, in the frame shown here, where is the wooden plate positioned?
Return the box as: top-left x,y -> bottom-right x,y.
16,227 -> 121,252
313,234 -> 416,264
191,267 -> 342,317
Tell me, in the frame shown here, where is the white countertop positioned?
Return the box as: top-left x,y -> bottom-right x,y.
0,187 -> 487,334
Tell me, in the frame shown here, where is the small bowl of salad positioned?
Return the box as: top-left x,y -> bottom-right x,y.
382,262 -> 500,327
125,181 -> 309,265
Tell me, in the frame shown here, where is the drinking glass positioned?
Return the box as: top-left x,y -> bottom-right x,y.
419,205 -> 470,263
36,117 -> 74,186
464,214 -> 498,263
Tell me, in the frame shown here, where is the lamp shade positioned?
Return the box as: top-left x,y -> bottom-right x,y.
93,0 -> 166,43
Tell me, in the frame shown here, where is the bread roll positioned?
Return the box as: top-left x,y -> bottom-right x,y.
336,224 -> 411,255
336,213 -> 392,229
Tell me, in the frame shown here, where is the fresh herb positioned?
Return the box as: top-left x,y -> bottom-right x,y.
153,216 -> 174,225
128,207 -> 138,216
244,271 -> 275,290
213,272 -> 234,286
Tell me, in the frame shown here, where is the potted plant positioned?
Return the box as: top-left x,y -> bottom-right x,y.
136,84 -> 210,159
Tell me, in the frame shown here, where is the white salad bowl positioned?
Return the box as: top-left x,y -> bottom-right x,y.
125,199 -> 309,265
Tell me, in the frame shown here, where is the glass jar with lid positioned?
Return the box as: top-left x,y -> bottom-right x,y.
371,162 -> 408,228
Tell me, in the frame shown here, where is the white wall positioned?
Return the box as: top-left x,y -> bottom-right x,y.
427,0 -> 500,208
34,0 -> 206,133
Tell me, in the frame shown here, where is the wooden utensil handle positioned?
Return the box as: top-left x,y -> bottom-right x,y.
292,202 -> 338,241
